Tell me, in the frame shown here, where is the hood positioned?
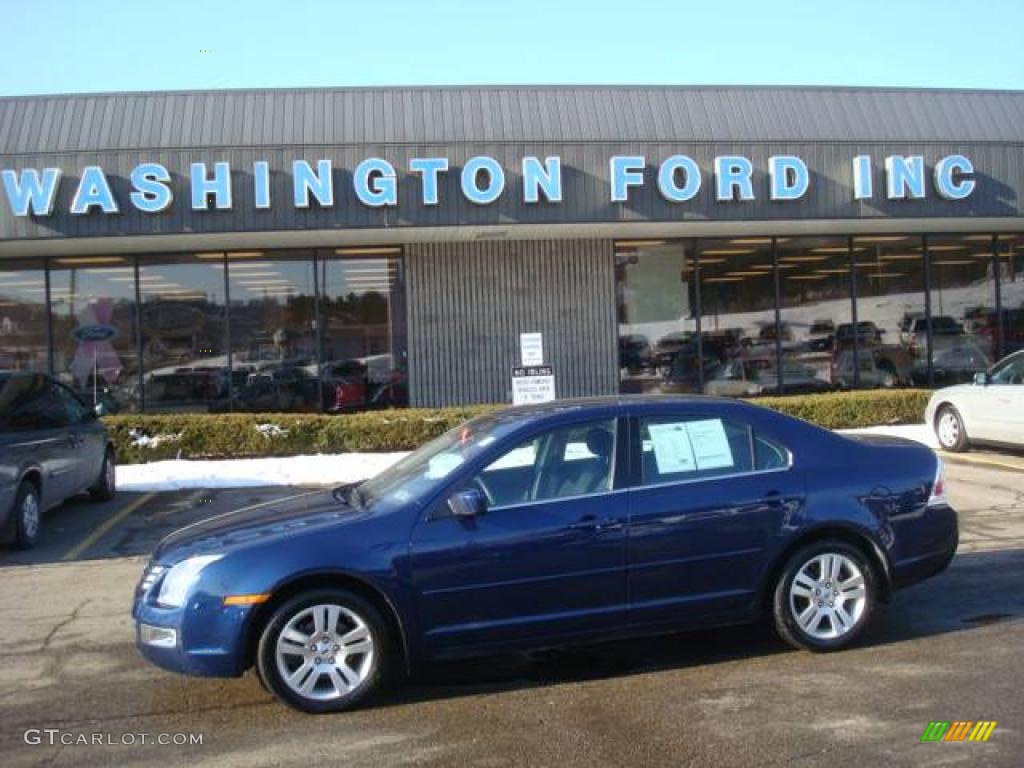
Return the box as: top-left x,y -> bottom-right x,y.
932,383 -> 975,399
152,487 -> 368,563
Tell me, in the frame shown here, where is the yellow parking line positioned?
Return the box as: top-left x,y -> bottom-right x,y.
939,452 -> 1024,472
61,493 -> 156,562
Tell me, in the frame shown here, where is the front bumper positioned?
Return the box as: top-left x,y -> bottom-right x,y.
133,590 -> 255,678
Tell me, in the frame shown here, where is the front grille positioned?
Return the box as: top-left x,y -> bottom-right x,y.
138,562 -> 166,594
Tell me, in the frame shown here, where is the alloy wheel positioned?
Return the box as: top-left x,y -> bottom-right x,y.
788,553 -> 867,640
274,603 -> 375,701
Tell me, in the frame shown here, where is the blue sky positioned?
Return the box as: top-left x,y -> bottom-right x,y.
1,0 -> 1021,96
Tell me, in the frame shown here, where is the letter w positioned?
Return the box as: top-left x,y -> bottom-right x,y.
2,168 -> 62,216
920,721 -> 950,742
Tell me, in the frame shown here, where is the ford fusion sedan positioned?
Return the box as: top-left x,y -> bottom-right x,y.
134,396 -> 957,713
926,350 -> 1024,451
1,371 -> 116,548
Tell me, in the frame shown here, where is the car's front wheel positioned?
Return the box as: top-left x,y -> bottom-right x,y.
772,541 -> 875,652
256,590 -> 387,713
935,405 -> 968,452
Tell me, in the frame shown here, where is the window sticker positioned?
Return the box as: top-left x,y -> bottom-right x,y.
485,444 -> 537,471
685,418 -> 735,470
564,440 -> 596,461
426,452 -> 465,479
648,422 -> 697,474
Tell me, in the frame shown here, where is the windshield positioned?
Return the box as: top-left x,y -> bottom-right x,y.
350,413 -> 522,508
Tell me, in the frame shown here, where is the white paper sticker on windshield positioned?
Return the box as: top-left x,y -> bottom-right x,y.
685,418 -> 735,470
648,422 -> 697,474
425,452 -> 465,479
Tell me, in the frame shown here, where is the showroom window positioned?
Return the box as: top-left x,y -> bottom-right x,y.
136,252 -> 229,413
922,235 -> 998,386
225,250 -> 318,413
776,237 -> 852,393
615,240 -> 693,395
319,247 -> 408,411
995,235 -> 1023,359
0,258 -> 49,373
692,238 -> 776,397
49,256 -> 141,413
849,236 -> 927,387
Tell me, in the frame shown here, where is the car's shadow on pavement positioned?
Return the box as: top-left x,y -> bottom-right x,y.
358,547 -> 1024,712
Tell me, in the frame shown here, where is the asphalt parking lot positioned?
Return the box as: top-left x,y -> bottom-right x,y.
1,454 -> 1022,767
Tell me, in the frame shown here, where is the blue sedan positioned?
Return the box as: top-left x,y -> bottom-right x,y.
133,396 -> 958,713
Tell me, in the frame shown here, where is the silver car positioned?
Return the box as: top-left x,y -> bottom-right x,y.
0,372 -> 116,548
925,351 -> 1024,452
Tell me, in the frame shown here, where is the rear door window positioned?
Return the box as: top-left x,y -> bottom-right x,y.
637,415 -> 789,486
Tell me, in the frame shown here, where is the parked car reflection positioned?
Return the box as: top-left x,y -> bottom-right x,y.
703,356 -> 832,397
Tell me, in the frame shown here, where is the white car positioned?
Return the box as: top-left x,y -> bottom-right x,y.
926,351 -> 1024,452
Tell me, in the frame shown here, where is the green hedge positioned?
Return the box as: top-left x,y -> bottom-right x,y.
754,388 -> 931,430
104,406 -> 501,464
105,389 -> 930,463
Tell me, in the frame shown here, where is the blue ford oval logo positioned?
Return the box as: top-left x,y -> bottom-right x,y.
73,324 -> 119,343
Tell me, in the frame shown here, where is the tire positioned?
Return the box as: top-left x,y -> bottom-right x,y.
256,589 -> 388,714
935,405 -> 968,453
772,540 -> 875,652
89,448 -> 116,502
12,481 -> 42,550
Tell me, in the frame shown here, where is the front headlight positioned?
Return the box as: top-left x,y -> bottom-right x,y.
156,555 -> 222,608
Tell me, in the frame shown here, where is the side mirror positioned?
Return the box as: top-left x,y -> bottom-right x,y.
973,371 -> 990,386
93,402 -> 107,417
448,488 -> 486,518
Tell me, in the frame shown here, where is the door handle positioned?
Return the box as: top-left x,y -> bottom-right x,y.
762,490 -> 784,508
569,515 -> 624,533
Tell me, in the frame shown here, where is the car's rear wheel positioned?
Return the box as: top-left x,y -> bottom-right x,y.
12,481 -> 42,550
772,540 -> 875,652
89,448 -> 116,501
256,589 -> 387,713
935,405 -> 968,452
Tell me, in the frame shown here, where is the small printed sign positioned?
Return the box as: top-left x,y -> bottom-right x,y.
511,365 -> 555,405
519,332 -> 544,366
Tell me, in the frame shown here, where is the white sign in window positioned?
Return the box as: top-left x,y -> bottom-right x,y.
648,422 -> 697,474
685,418 -> 735,470
647,418 -> 735,475
520,332 -> 544,366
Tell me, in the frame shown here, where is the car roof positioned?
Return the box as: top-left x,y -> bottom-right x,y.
492,394 -> 757,422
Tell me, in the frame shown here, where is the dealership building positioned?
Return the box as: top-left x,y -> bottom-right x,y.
0,85 -> 1022,412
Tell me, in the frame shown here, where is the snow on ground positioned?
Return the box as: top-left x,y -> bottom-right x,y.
116,452 -> 408,492
840,422 -> 937,450
116,424 -> 938,492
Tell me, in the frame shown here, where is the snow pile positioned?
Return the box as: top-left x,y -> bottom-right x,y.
116,452 -> 408,492
128,429 -> 182,449
839,423 -> 937,450
116,423 -> 940,493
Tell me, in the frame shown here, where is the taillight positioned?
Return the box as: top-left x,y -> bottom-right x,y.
928,458 -> 948,507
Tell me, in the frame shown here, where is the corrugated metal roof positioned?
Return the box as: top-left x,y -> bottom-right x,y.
2,86 -> 1024,154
